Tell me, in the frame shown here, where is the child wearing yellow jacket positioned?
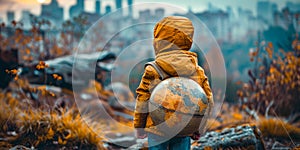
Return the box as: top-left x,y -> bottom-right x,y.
134,16 -> 213,150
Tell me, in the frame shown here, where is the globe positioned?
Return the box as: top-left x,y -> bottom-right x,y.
148,77 -> 209,136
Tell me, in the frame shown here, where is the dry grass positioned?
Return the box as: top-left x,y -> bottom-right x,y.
258,118 -> 300,140
0,91 -> 106,149
0,92 -> 20,138
205,103 -> 300,142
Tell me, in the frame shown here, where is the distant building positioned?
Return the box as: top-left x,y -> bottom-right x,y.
6,11 -> 15,25
70,0 -> 85,19
226,6 -> 235,22
238,8 -> 253,25
115,0 -> 123,16
20,10 -> 32,30
272,3 -> 278,13
257,1 -> 277,25
105,5 -> 112,14
154,8 -> 165,20
274,11 -> 285,29
195,10 -> 229,41
139,9 -> 151,22
116,0 -> 122,9
128,0 -> 133,18
273,7 -> 299,31
137,9 -> 153,38
235,8 -> 259,40
40,0 -> 64,28
95,0 -> 101,15
286,2 -> 300,12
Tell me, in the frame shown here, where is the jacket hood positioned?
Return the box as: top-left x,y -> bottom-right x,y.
153,16 -> 198,77
153,16 -> 194,54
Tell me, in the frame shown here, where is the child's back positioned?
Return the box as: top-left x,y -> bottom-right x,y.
134,16 -> 213,150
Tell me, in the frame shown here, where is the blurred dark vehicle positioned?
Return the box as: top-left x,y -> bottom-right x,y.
20,51 -> 116,90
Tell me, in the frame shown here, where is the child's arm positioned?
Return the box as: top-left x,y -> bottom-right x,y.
133,65 -> 156,128
196,66 -> 214,135
197,66 -> 213,106
202,76 -> 214,106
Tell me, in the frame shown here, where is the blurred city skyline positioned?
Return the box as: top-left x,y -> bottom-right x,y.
0,0 -> 300,21
0,0 -> 299,81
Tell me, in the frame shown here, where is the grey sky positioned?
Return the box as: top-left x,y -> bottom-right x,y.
0,0 -> 299,21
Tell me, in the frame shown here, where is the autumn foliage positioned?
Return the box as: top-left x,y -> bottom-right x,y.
238,37 -> 300,117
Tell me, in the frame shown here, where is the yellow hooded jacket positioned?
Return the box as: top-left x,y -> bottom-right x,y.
133,16 -> 213,136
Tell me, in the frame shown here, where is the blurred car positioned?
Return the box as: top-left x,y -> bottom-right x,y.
20,51 -> 116,90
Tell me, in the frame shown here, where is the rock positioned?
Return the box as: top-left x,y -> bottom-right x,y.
126,138 -> 148,150
105,135 -> 137,149
192,124 -> 265,150
9,145 -> 31,150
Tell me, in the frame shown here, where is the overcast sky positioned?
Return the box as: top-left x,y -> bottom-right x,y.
0,0 -> 299,21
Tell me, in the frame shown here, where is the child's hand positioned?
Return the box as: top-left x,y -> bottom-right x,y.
136,128 -> 147,139
191,131 -> 200,140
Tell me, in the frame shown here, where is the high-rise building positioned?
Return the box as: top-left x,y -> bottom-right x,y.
41,0 -> 64,28
115,0 -> 123,16
70,0 -> 85,18
116,0 -> 122,9
105,5 -> 112,14
95,0 -> 101,15
286,2 -> 300,12
257,1 -> 273,25
272,3 -> 278,13
154,8 -> 164,19
20,10 -> 32,29
78,0 -> 84,8
139,9 -> 151,22
128,0 -> 133,17
195,10 -> 229,41
226,6 -> 234,22
238,7 -> 255,31
6,11 -> 15,25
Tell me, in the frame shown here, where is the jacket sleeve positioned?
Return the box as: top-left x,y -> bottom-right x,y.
197,66 -> 213,106
196,66 -> 214,134
133,65 -> 156,128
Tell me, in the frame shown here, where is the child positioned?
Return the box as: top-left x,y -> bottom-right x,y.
133,16 -> 213,150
